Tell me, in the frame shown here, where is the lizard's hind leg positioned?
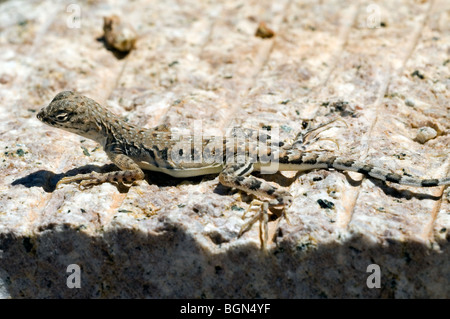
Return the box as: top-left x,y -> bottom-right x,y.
292,118 -> 347,149
219,162 -> 293,250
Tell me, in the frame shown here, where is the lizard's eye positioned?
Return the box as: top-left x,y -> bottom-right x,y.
55,112 -> 69,122
301,121 -> 309,129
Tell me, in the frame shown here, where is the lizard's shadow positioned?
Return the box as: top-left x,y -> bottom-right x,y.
13,164 -> 216,193
96,36 -> 130,60
14,165 -> 441,201
12,164 -> 119,193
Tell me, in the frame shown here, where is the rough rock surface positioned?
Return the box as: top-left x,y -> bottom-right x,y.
0,0 -> 449,298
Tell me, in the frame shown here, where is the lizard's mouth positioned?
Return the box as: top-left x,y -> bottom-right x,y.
36,109 -> 52,125
36,108 -> 51,123
36,109 -> 44,121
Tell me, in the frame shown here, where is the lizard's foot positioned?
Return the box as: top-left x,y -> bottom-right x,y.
292,117 -> 347,149
56,172 -> 104,189
56,168 -> 145,189
302,137 -> 340,152
239,199 -> 293,250
239,199 -> 269,250
219,162 -> 293,250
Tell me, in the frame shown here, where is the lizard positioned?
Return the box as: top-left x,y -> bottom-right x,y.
37,91 -> 450,248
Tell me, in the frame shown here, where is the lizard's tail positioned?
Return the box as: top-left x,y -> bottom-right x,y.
278,151 -> 449,187
331,158 -> 449,187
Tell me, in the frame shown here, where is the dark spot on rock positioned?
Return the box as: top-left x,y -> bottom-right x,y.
411,70 -> 425,79
317,199 -> 334,209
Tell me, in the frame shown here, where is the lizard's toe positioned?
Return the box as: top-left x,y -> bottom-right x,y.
79,179 -> 100,189
56,176 -> 78,188
238,200 -> 269,250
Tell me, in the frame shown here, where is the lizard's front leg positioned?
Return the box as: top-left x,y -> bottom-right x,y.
57,151 -> 145,188
219,162 -> 293,249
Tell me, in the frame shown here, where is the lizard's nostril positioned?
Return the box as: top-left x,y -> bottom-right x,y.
37,109 -> 46,120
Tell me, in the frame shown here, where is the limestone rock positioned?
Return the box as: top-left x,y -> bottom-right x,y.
0,0 -> 448,298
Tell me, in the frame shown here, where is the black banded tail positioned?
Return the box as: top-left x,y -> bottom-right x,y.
331,158 -> 449,187
278,150 -> 449,187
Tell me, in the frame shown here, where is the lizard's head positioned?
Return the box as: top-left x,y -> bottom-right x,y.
37,91 -> 111,142
37,91 -> 89,129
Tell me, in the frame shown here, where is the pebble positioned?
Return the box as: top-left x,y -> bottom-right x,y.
103,15 -> 137,52
255,22 -> 275,39
415,126 -> 437,144
404,98 -> 415,107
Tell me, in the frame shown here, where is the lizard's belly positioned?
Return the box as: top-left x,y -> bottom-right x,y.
138,161 -> 223,178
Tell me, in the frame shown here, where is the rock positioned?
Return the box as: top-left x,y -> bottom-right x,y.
415,126 -> 437,144
0,0 -> 448,298
255,22 -> 275,39
103,15 -> 137,53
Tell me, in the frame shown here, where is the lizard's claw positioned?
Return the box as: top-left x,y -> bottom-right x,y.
303,117 -> 347,141
282,206 -> 291,226
238,198 -> 292,251
56,176 -> 77,188
302,136 -> 340,152
78,179 -> 100,190
317,137 -> 340,150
